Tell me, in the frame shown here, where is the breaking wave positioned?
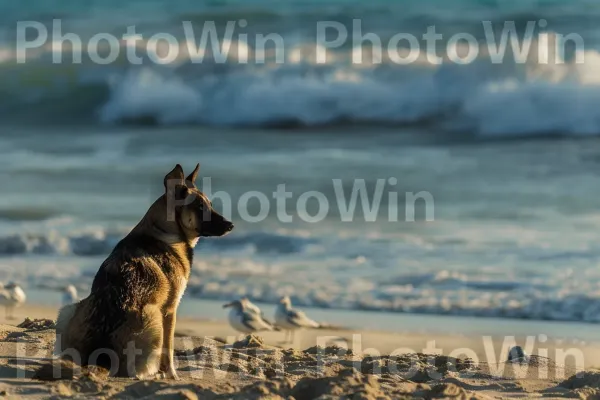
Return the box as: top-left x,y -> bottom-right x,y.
2,31 -> 600,138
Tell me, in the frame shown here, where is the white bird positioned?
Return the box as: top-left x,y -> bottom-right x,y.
223,298 -> 274,334
241,296 -> 262,316
62,285 -> 79,306
0,283 -> 27,319
275,296 -> 319,343
240,296 -> 279,327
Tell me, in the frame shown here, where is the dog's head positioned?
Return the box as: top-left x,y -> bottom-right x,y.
163,163 -> 234,239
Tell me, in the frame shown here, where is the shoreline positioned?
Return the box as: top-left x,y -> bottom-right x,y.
1,303 -> 600,398
4,301 -> 600,367
23,288 -> 600,345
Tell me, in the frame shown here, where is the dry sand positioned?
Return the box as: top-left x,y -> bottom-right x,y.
1,304 -> 600,399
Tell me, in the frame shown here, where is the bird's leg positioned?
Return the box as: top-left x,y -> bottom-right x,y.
7,306 -> 13,320
291,330 -> 295,344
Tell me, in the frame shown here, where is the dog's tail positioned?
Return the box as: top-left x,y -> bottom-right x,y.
54,302 -> 78,356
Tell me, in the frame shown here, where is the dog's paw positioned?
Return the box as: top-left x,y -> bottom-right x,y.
157,365 -> 180,380
134,366 -> 162,381
155,370 -> 179,380
166,370 -> 180,380
134,373 -> 152,381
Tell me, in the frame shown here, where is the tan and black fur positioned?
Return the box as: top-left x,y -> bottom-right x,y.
55,164 -> 233,379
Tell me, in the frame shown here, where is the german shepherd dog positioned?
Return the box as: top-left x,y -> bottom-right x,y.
55,164 -> 233,379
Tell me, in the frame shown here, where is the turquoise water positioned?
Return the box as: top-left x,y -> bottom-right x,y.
1,0 -> 600,129
2,2 -> 600,324
3,127 -> 600,323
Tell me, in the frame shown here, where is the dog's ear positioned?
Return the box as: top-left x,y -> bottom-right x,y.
164,164 -> 185,190
186,163 -> 200,188
174,184 -> 190,201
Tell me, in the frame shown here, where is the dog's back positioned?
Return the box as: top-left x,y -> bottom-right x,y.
56,233 -> 191,376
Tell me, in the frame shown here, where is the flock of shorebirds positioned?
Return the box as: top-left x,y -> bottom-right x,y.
1,283 -> 319,343
0,282 -> 78,319
224,295 -> 320,342
0,282 -> 28,319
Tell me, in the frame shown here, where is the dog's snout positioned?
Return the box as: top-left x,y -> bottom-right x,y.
200,210 -> 234,237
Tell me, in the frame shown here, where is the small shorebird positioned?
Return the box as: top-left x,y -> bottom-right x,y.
241,296 -> 262,316
508,346 -> 529,363
223,298 -> 275,334
0,283 -> 27,319
241,296 -> 278,327
275,296 -> 319,343
62,285 -> 79,306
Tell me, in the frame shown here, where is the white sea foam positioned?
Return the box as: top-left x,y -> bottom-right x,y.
4,32 -> 600,137
4,222 -> 600,323
0,229 -> 125,256
90,32 -> 600,136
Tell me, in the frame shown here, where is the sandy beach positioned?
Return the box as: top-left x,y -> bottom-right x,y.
3,0 -> 600,398
1,302 -> 600,399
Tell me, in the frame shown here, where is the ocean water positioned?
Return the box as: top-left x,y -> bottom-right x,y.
2,1 -> 600,323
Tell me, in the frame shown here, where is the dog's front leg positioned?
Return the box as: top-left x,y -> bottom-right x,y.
159,312 -> 178,379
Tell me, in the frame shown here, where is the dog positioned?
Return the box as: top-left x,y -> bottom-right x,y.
55,164 -> 233,379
